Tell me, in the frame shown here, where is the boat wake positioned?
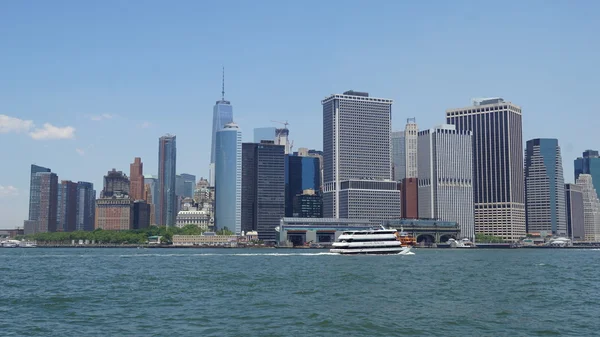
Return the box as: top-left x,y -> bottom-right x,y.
118,252 -> 341,257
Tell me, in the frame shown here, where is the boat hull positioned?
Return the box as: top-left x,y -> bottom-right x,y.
330,246 -> 412,255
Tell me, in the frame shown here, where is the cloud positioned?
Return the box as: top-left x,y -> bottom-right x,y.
139,121 -> 151,128
0,115 -> 34,134
90,114 -> 115,121
75,148 -> 85,156
29,123 -> 76,140
0,185 -> 18,197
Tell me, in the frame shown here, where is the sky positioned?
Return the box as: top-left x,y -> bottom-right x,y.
1,0 -> 599,228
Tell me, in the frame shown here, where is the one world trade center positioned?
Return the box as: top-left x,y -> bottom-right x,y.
209,68 -> 233,186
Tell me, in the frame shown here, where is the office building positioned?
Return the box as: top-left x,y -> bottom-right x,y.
129,157 -> 144,201
180,173 -> 196,199
446,98 -> 525,241
144,183 -> 156,225
417,125 -> 475,240
254,127 -> 276,143
101,169 -> 129,198
391,131 -> 405,181
57,180 -> 78,232
241,141 -> 285,241
574,150 -> 600,199
293,189 -> 323,218
27,164 -> 51,223
401,178 -> 418,219
133,200 -> 151,230
565,183 -> 585,240
76,182 -> 96,231
31,172 -> 59,233
405,118 -> 418,178
144,175 -> 158,224
215,123 -> 242,234
575,174 -> 600,241
95,192 -> 133,230
158,134 -> 177,226
321,90 -> 401,220
209,70 -> 233,186
285,154 -> 321,217
524,138 -> 566,235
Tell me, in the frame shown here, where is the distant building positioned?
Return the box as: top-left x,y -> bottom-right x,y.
35,172 -> 58,233
565,183 -> 585,240
575,174 -> 600,241
180,173 -> 196,199
401,178 -> 418,219
293,189 -> 322,218
254,127 -> 276,143
101,169 -> 129,198
176,210 -> 211,230
574,150 -> 600,199
158,134 -> 177,226
144,175 -> 158,224
209,73 -> 233,186
132,200 -> 150,230
524,139 -> 567,235
417,124 -> 474,240
285,154 -> 321,217
76,182 -> 96,231
391,131 -> 405,181
321,90 -> 401,220
129,157 -> 144,201
404,118 -> 418,179
446,98 -> 525,242
241,141 -> 285,242
143,183 -> 155,225
57,180 -> 78,232
215,122 -> 242,234
27,164 -> 51,223
95,192 -> 133,230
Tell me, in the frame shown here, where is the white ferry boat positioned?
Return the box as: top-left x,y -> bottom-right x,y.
330,226 -> 412,255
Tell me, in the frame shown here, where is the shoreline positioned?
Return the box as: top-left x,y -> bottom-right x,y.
3,245 -> 600,249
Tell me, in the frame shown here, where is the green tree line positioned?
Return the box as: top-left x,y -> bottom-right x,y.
17,225 -> 230,245
475,233 -> 505,243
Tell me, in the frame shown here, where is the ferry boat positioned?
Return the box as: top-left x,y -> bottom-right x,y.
330,226 -> 412,255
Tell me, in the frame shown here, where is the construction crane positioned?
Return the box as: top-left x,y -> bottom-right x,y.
271,120 -> 289,129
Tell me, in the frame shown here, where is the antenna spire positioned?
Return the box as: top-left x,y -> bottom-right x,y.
221,66 -> 225,101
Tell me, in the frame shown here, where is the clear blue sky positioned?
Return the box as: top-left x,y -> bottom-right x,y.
1,0 -> 599,227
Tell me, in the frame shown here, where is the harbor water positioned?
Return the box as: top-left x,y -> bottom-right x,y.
0,248 -> 598,336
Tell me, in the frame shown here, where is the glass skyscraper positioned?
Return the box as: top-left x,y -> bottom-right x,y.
76,181 -> 96,231
524,138 -> 566,235
391,131 -> 405,181
574,150 -> 600,199
158,134 -> 177,226
215,123 -> 242,234
285,155 -> 321,217
209,98 -> 233,186
28,164 -> 51,222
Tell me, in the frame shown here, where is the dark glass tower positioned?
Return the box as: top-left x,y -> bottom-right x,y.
77,181 -> 96,231
574,150 -> 600,199
285,155 -> 321,217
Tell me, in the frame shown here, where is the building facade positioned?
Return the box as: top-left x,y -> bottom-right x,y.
180,173 -> 196,199
404,118 -> 418,179
285,155 -> 321,217
391,131 -> 406,181
209,90 -> 233,186
446,98 -> 525,242
158,134 -> 177,226
241,141 -> 285,241
132,200 -> 151,230
565,183 -> 585,240
321,90 -> 401,220
27,164 -> 51,223
293,189 -> 323,218
417,125 -> 475,240
76,182 -> 95,231
129,157 -> 144,201
57,180 -> 78,232
524,138 -> 567,235
144,175 -> 158,224
101,169 -> 129,198
574,150 -> 600,199
35,172 -> 59,233
401,178 -> 418,219
215,123 -> 242,234
575,174 -> 600,241
95,192 -> 133,230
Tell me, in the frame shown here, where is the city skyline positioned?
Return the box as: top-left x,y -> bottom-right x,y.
2,1 -> 600,227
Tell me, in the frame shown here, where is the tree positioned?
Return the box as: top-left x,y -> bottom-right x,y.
216,227 -> 234,235
475,233 -> 505,243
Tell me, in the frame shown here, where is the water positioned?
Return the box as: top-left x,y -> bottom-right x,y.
0,248 -> 598,336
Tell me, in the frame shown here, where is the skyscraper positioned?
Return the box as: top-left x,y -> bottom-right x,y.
57,180 -> 78,232
417,124 -> 475,240
321,90 -> 400,219
565,183 -> 585,240
28,164 -> 51,222
574,150 -> 600,199
180,173 -> 196,198
575,174 -> 600,241
254,127 -> 276,143
129,157 -> 144,201
158,134 -> 177,226
524,138 -> 567,235
144,175 -> 158,225
391,131 -> 405,181
76,181 -> 96,231
285,155 -> 321,217
241,141 -> 285,241
209,69 -> 233,186
36,172 -> 58,233
446,98 -> 525,242
404,118 -> 418,178
215,123 -> 242,234
101,169 -> 129,197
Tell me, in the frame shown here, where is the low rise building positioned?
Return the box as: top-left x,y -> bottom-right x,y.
172,233 -> 238,246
